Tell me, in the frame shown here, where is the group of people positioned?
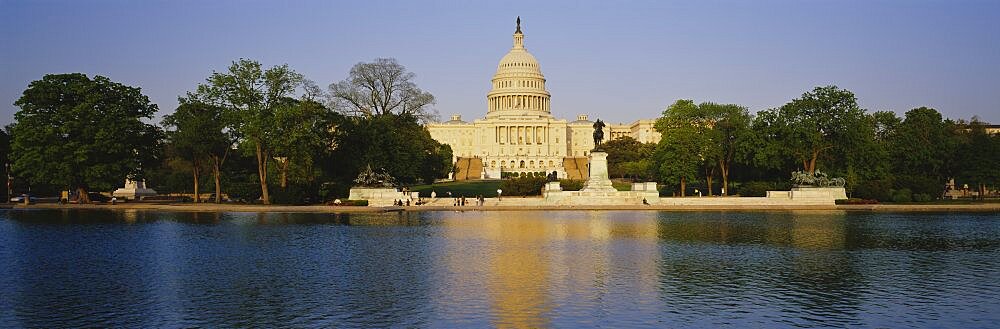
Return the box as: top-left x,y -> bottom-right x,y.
393,198 -> 429,206
453,195 -> 487,207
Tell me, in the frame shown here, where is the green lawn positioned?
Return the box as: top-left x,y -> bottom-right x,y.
612,181 -> 632,191
411,179 -> 636,196
411,180 -> 503,197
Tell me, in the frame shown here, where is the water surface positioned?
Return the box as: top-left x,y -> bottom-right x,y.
0,209 -> 998,328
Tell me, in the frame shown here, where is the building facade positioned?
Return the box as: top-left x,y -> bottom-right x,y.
426,19 -> 660,179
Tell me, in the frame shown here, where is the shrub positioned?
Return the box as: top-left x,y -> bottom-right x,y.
891,188 -> 912,203
271,186 -> 309,205
738,181 -> 776,197
912,193 -> 932,203
896,175 -> 941,198
499,176 -> 547,196
855,180 -> 893,202
836,198 -> 879,205
319,181 -> 350,201
559,179 -> 584,191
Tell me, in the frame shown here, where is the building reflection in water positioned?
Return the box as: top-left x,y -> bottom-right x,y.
434,211 -> 662,328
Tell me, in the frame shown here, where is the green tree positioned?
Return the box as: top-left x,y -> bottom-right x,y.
188,59 -> 304,204
653,100 -> 713,196
700,102 -> 752,195
0,129 -> 9,201
162,101 -> 234,203
870,110 -> 900,143
330,113 -> 451,186
890,107 -> 956,185
753,86 -> 868,175
271,98 -> 334,190
10,73 -> 162,203
955,119 -> 1000,199
620,159 -> 654,181
652,100 -> 751,196
603,136 -> 654,179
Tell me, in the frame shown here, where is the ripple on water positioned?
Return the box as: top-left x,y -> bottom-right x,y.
0,210 -> 998,328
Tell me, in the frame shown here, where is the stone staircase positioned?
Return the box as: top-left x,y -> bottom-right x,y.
454,157 -> 483,180
562,157 -> 589,180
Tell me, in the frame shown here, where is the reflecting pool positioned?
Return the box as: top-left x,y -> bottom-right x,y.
0,209 -> 998,328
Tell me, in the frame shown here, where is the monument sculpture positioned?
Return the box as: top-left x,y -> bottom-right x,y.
348,164 -> 407,206
778,170 -> 848,200
790,170 -> 845,187
592,119 -> 606,150
580,118 -> 615,192
353,164 -> 397,188
112,179 -> 157,200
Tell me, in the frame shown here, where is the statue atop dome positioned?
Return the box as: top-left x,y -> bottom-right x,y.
516,16 -> 521,34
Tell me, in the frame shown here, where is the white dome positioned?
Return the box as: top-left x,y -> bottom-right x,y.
486,17 -> 551,118
495,47 -> 543,78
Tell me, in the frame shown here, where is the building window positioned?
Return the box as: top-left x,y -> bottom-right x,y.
519,160 -> 525,168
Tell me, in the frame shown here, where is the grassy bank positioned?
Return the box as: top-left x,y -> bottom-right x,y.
410,180 -> 503,197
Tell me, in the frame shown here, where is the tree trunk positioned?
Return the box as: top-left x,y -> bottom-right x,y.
719,159 -> 729,196
680,176 -> 686,197
255,143 -> 270,205
192,158 -> 200,203
807,149 -> 819,174
279,158 -> 289,190
705,167 -> 714,197
212,157 -> 222,204
76,186 -> 90,204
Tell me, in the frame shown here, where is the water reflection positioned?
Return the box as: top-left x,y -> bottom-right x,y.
1,209 -> 998,328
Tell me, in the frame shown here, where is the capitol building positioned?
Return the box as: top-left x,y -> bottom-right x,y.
427,18 -> 660,180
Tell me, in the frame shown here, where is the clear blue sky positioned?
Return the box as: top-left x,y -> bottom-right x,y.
2,0 -> 998,126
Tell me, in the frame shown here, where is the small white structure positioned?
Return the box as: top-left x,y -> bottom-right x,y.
112,179 -> 157,200
348,187 -> 414,207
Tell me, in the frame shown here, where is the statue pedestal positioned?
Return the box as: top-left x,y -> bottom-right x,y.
544,151 -> 659,205
348,187 -> 409,207
113,180 -> 157,200
580,152 -> 616,192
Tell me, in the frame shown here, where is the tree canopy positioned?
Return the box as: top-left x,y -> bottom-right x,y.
329,113 -> 452,187
753,86 -> 867,174
162,101 -> 234,203
603,136 -> 654,179
327,58 -> 437,122
10,73 -> 163,202
187,59 -> 306,204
